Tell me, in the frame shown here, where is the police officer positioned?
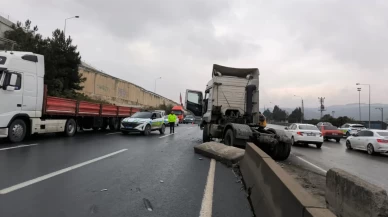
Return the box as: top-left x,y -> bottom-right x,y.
168,112 -> 177,134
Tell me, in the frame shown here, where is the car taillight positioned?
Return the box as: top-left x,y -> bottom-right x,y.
297,132 -> 303,136
377,139 -> 388,143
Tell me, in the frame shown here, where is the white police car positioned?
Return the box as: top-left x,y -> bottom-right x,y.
121,111 -> 165,135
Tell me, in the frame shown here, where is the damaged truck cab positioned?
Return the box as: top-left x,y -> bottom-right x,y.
185,64 -> 291,160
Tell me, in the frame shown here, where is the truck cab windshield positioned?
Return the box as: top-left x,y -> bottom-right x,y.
172,110 -> 182,115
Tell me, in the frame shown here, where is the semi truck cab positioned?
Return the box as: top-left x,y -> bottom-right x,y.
0,51 -> 45,140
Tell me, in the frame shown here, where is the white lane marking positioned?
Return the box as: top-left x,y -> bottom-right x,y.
159,133 -> 177,138
0,149 -> 128,194
295,155 -> 327,174
106,132 -> 121,135
199,159 -> 216,217
0,144 -> 38,151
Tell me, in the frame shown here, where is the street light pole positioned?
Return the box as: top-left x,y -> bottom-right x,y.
64,16 -> 80,36
154,77 -> 161,92
294,95 -> 304,123
357,88 -> 361,121
357,83 -> 370,128
375,108 -> 384,129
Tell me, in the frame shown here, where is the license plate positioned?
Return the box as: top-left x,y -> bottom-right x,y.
307,133 -> 315,136
126,126 -> 132,129
332,133 -> 338,135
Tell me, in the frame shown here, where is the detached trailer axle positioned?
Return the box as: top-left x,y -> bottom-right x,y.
251,128 -> 291,161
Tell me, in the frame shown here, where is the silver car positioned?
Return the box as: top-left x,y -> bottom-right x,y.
346,129 -> 388,155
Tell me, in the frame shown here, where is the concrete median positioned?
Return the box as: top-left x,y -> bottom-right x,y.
240,143 -> 335,217
326,168 -> 388,217
193,142 -> 244,166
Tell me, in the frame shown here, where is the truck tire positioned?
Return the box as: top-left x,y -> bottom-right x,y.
203,124 -> 210,142
64,119 -> 77,137
159,124 -> 166,134
109,118 -> 120,131
267,128 -> 291,161
224,129 -> 235,146
9,119 -> 27,143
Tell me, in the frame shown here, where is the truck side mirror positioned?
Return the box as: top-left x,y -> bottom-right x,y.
9,73 -> 17,86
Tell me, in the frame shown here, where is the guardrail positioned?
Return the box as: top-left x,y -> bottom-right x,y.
240,143 -> 335,217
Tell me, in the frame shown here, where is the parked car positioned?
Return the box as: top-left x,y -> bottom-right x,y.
317,122 -> 333,128
319,125 -> 344,142
121,111 -> 165,135
339,123 -> 366,137
164,115 -> 179,126
285,123 -> 323,148
346,130 -> 388,155
183,115 -> 195,124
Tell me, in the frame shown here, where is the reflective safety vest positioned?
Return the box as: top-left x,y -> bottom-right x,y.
168,114 -> 176,123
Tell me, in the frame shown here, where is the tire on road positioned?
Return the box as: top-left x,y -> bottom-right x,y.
316,143 -> 323,149
109,118 -> 120,131
268,128 -> 292,161
346,140 -> 352,149
203,124 -> 210,142
64,118 -> 77,137
224,129 -> 234,146
159,124 -> 165,134
8,119 -> 27,143
335,138 -> 340,143
143,124 -> 151,136
367,143 -> 375,155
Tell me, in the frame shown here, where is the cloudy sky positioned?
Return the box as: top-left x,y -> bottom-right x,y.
3,0 -> 388,108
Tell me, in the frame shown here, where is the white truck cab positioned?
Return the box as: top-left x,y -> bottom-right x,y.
0,51 -> 45,141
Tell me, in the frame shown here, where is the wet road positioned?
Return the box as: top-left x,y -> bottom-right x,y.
268,124 -> 388,190
0,125 -> 252,217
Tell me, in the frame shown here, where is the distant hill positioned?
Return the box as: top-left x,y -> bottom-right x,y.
261,103 -> 388,121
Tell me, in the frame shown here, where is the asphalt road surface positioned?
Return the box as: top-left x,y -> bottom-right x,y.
268,124 -> 388,191
0,125 -> 252,217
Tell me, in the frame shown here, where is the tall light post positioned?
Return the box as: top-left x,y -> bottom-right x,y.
154,77 -> 161,92
64,16 -> 80,36
375,108 -> 384,129
294,95 -> 304,123
357,87 -> 362,121
356,83 -> 370,128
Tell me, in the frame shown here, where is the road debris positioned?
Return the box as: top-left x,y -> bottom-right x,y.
160,180 -> 164,183
143,198 -> 153,211
100,189 -> 108,192
199,157 -> 203,160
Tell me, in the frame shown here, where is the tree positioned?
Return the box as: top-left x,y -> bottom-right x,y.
263,109 -> 273,120
288,107 -> 302,123
272,105 -> 288,122
4,20 -> 84,98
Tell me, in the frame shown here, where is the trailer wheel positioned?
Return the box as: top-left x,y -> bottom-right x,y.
203,124 -> 210,142
65,119 -> 77,137
224,129 -> 235,146
271,129 -> 291,161
9,119 -> 27,143
109,118 -> 120,131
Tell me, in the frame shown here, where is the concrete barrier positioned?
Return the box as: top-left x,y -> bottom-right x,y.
240,143 -> 336,217
194,142 -> 244,166
326,168 -> 388,217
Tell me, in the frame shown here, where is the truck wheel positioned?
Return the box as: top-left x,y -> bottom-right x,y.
143,125 -> 151,136
109,118 -> 120,131
203,124 -> 210,142
9,119 -> 27,143
224,129 -> 235,146
159,124 -> 165,134
65,119 -> 77,137
270,129 -> 291,161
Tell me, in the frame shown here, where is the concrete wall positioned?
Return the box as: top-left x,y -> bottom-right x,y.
326,168 -> 388,217
0,15 -> 14,38
79,62 -> 178,108
240,143 -> 335,217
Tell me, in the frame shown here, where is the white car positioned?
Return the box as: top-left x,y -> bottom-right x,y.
164,115 -> 179,126
339,123 -> 366,137
346,129 -> 388,155
285,123 -> 323,148
121,111 -> 165,135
